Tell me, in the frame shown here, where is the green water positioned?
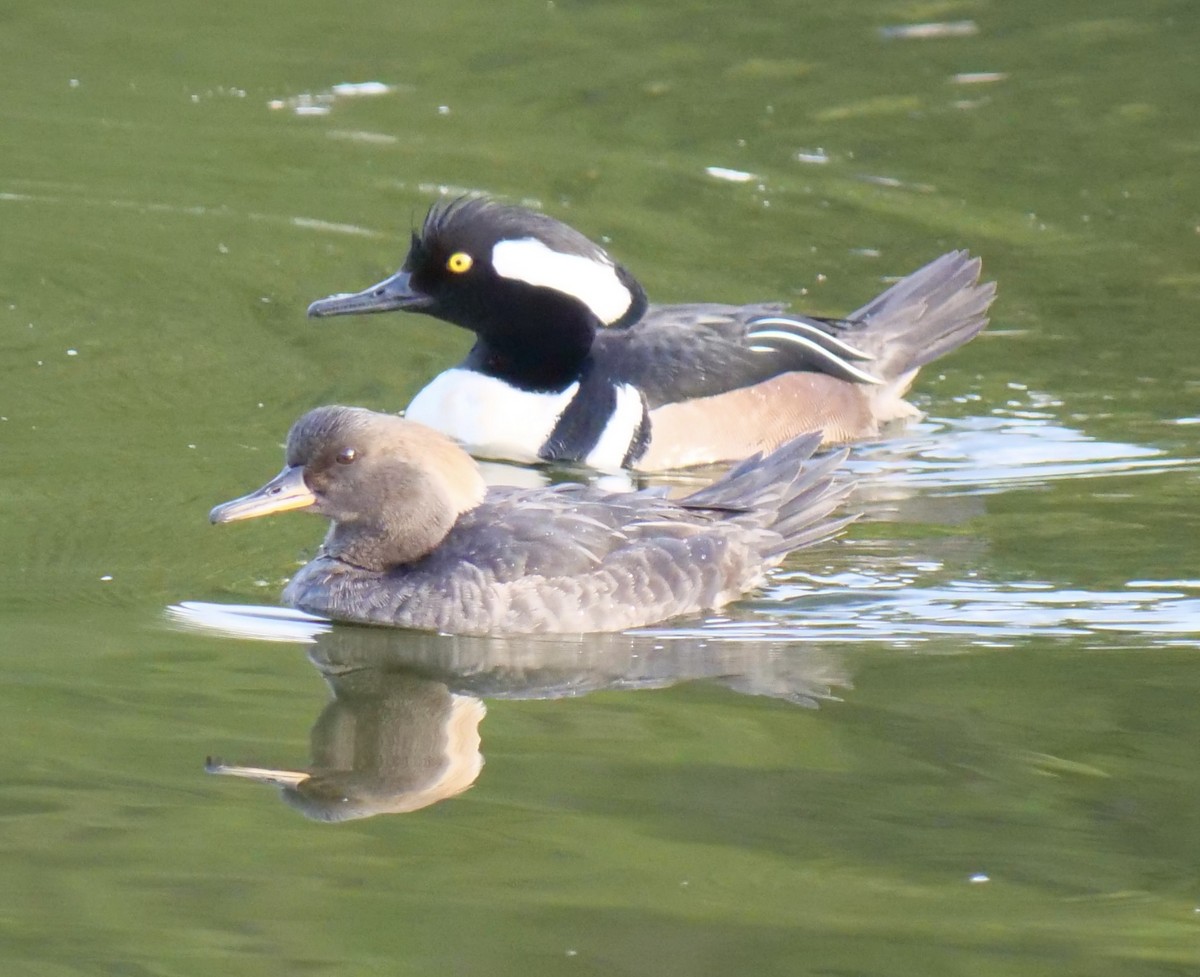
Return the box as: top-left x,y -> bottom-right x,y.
3,0 -> 1199,973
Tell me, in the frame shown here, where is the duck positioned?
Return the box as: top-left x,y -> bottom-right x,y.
209,405 -> 852,635
307,196 -> 996,471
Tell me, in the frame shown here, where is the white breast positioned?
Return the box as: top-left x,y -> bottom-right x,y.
405,369 -> 579,464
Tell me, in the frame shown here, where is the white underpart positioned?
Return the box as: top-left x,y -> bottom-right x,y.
491,237 -> 633,325
746,330 -> 883,384
584,384 -> 646,470
405,368 -> 579,463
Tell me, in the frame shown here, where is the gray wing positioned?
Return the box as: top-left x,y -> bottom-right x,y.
592,250 -> 994,406
428,484 -> 750,580
360,485 -> 773,633
593,303 -> 879,407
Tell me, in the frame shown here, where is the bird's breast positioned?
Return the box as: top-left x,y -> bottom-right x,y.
405,368 -> 580,463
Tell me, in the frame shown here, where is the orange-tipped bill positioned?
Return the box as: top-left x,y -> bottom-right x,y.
209,466 -> 316,524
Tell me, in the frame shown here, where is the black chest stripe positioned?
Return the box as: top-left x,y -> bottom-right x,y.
538,377 -> 614,463
621,402 -> 651,468
538,374 -> 642,465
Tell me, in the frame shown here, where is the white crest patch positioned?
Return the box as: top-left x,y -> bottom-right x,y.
405,368 -> 578,464
491,237 -> 633,325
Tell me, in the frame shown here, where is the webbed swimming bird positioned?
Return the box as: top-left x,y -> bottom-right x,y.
210,406 -> 852,635
308,197 -> 995,470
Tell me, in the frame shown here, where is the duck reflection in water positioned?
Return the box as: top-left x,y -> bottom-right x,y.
208,667 -> 485,823
184,607 -> 848,822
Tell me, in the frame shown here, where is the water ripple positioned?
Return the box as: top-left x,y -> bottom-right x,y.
847,412 -> 1197,495
649,574 -> 1200,648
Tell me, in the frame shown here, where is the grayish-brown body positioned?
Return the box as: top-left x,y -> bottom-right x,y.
210,406 -> 853,635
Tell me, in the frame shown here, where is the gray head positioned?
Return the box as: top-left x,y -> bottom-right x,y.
211,406 -> 486,570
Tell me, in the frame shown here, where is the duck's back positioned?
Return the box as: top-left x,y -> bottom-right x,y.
594,302 -> 821,406
598,251 -> 993,406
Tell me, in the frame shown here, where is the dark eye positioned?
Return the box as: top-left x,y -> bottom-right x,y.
335,447 -> 358,465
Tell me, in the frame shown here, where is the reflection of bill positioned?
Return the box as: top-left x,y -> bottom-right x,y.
175,605 -> 849,822
207,670 -> 485,823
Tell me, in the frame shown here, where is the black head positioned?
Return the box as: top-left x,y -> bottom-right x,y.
308,198 -> 649,390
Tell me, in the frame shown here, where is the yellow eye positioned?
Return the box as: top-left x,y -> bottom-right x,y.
446,252 -> 473,274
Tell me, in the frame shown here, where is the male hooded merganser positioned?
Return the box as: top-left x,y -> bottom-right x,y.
308,197 -> 996,471
209,406 -> 851,635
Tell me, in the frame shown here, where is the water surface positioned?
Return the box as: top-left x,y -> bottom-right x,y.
2,0 -> 1199,974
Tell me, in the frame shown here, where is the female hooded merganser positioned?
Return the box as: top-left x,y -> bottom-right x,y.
209,406 -> 851,635
308,197 -> 996,471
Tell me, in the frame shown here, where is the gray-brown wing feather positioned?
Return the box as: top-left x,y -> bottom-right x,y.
847,250 -> 994,376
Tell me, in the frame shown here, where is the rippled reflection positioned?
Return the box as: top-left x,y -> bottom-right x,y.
680,574 -> 1200,647
847,411 -> 1192,494
206,665 -> 486,823
172,603 -> 849,820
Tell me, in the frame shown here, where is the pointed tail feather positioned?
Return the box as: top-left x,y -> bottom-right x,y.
678,434 -> 854,556
678,431 -> 824,512
850,250 -> 995,380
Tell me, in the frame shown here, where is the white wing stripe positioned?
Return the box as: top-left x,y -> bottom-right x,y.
747,331 -> 883,384
746,317 -> 875,361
